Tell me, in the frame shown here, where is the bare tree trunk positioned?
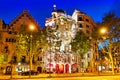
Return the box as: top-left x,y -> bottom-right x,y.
108,44 -> 114,75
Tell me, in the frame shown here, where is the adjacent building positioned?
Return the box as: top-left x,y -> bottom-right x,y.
72,10 -> 97,72
0,10 -> 43,74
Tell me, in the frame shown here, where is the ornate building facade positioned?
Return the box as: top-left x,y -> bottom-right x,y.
45,9 -> 78,73
44,6 -> 96,73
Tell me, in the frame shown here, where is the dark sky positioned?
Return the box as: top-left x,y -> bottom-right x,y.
0,0 -> 120,27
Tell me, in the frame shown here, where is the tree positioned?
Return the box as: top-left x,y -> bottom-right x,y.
70,30 -> 91,69
15,25 -> 30,61
0,53 -> 7,65
15,25 -> 48,65
103,12 -> 120,74
32,28 -> 49,56
94,12 -> 120,74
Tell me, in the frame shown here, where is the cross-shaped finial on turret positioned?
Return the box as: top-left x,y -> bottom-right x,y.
53,4 -> 56,11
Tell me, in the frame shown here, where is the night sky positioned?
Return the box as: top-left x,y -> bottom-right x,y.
0,0 -> 120,27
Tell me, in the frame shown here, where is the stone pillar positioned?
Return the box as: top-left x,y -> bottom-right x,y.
69,64 -> 71,73
64,64 -> 66,73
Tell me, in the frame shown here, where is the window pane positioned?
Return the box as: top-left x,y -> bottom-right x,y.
79,24 -> 82,28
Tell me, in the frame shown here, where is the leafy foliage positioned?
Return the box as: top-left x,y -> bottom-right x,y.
15,25 -> 48,56
71,30 -> 91,56
102,12 -> 120,41
0,53 -> 7,65
95,12 -> 120,74
15,25 -> 30,55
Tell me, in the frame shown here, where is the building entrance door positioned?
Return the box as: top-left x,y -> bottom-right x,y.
5,66 -> 12,75
37,66 -> 42,73
65,64 -> 69,73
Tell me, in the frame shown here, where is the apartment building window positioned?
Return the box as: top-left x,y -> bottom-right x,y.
6,38 -> 9,42
9,38 -> 11,42
8,31 -> 12,34
86,25 -> 89,28
6,38 -> 11,42
4,46 -> 8,53
12,38 -> 16,42
79,24 -> 83,28
6,38 -> 15,42
86,30 -> 90,34
78,17 -> 83,21
86,19 -> 89,22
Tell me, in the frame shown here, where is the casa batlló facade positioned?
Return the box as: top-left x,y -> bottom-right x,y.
44,6 -> 96,73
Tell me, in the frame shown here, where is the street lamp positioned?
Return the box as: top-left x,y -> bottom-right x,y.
99,27 -> 115,74
29,25 -> 35,31
100,28 -> 107,34
97,27 -> 107,74
29,24 -> 35,78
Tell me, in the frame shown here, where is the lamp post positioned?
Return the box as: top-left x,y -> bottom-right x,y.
97,27 -> 107,74
29,25 -> 35,78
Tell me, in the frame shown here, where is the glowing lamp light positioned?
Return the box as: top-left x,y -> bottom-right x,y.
100,28 -> 107,34
18,62 -> 21,65
29,25 -> 35,31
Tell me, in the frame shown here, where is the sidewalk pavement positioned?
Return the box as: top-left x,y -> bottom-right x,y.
0,72 -> 120,79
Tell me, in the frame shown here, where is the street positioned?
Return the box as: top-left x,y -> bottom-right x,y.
1,73 -> 120,80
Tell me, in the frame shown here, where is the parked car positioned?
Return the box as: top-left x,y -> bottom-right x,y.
4,72 -> 11,75
108,68 -> 119,73
21,70 -> 38,76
